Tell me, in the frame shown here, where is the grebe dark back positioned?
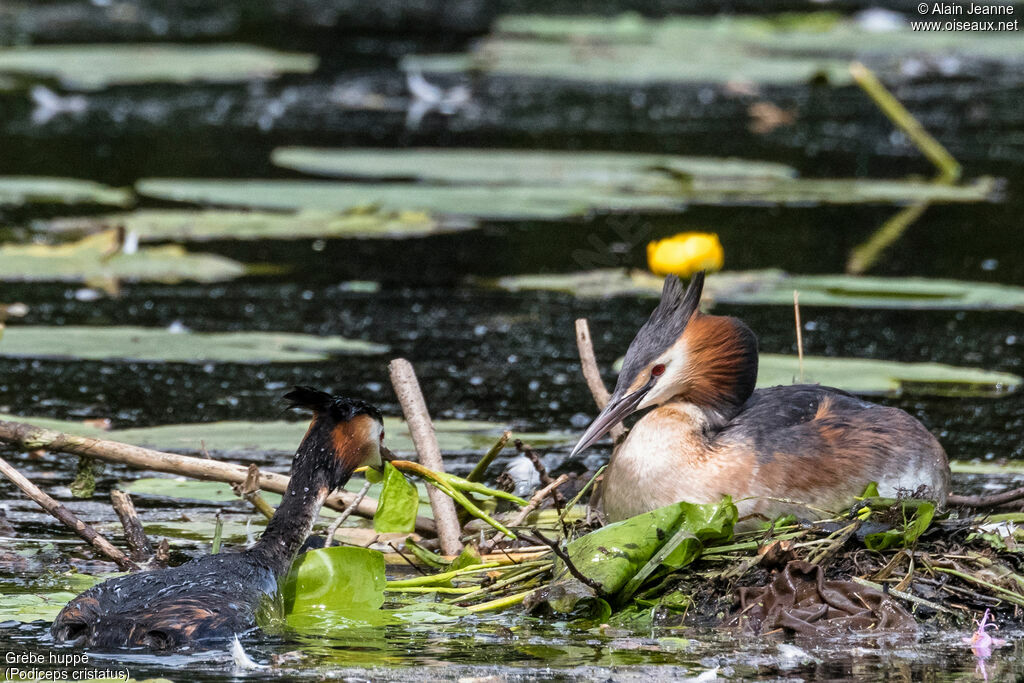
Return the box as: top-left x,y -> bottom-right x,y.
51,387 -> 384,650
572,273 -> 950,525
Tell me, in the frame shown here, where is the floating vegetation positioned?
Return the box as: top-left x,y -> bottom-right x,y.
494,269 -> 1024,310
270,148 -> 798,185
0,230 -> 244,284
0,177 -> 131,207
0,326 -> 388,363
36,209 -> 476,242
0,44 -> 317,90
404,13 -> 1024,85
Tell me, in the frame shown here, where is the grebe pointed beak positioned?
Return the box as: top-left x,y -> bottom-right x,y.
570,382 -> 651,457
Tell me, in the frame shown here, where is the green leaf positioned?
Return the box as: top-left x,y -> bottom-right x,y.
0,592 -> 79,622
122,477 -> 281,506
0,44 -> 317,90
373,463 -> 419,534
0,231 -> 243,284
135,178 -> 682,221
535,499 -> 736,614
0,326 -> 387,363
404,14 -> 1024,86
38,209 -> 475,242
0,177 -> 132,207
864,502 -> 935,551
449,545 -> 483,571
495,268 -> 1024,311
271,147 -> 797,184
282,546 -> 386,617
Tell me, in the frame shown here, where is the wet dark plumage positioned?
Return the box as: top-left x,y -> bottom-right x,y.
51,387 -> 384,650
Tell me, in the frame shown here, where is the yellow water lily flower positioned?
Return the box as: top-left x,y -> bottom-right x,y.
646,232 -> 724,277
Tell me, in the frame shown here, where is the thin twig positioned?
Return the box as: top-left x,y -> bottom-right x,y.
525,530 -> 610,599
232,464 -> 275,520
793,290 -> 804,384
389,358 -> 463,556
109,489 -> 154,562
387,541 -> 428,575
324,479 -> 372,547
574,318 -> 624,441
0,454 -> 137,571
485,474 -> 570,551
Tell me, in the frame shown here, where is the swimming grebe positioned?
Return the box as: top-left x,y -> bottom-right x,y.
571,273 -> 950,525
51,387 -> 385,650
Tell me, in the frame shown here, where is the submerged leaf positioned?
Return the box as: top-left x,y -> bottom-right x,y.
373,463 -> 419,534
282,546 -> 386,617
0,326 -> 387,363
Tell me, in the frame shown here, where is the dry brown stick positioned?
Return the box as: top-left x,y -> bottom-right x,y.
574,318 -> 624,441
0,417 -> 436,535
793,290 -> 804,384
232,464 -> 275,520
110,489 -> 154,562
388,358 -> 463,556
0,454 -> 137,571
948,487 -> 1024,509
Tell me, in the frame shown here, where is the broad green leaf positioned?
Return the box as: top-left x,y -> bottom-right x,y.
611,352 -> 1019,399
38,209 -> 475,242
0,177 -> 132,207
373,463 -> 419,534
405,14 -> 1024,86
135,178 -> 682,220
535,499 -> 736,614
0,44 -> 316,90
864,501 -> 935,551
0,413 -> 569,458
282,546 -> 385,616
496,268 -> 1024,311
271,147 -> 797,184
0,230 -> 243,283
0,592 -> 79,622
0,326 -> 387,363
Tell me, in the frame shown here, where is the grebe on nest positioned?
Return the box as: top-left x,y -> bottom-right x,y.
572,273 -> 949,525
51,387 -> 385,650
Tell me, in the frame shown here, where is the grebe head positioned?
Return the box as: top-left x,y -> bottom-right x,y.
284,386 -> 386,490
571,272 -> 758,456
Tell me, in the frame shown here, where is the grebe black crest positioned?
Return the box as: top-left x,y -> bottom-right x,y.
572,273 -> 950,526
51,387 -> 384,650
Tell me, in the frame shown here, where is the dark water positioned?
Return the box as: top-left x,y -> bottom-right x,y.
1,2 -> 1023,680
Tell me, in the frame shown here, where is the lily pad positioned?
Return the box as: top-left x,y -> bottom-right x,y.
0,177 -> 132,207
0,592 -> 80,622
271,148 -> 797,185
37,209 -> 476,242
609,353 -> 1018,399
282,546 -> 385,616
135,178 -> 683,220
0,231 -> 244,284
405,14 -> 1024,86
494,269 -> 1024,311
0,326 -> 387,363
0,44 -> 317,90
0,413 -> 571,456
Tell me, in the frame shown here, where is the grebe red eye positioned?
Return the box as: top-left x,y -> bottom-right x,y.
651,364 -> 666,377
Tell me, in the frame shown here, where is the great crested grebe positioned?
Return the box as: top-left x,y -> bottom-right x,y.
51,387 -> 385,650
572,273 -> 950,525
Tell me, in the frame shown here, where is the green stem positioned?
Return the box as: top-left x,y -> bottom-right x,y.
387,586 -> 476,594
932,567 -> 1024,607
465,589 -> 531,613
467,431 -> 511,483
386,562 -> 503,588
558,465 -> 606,525
455,563 -> 553,603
